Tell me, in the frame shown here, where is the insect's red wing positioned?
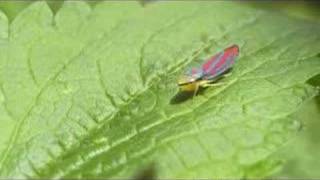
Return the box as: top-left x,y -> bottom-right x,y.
202,44 -> 239,79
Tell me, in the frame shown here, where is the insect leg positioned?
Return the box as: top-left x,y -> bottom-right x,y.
222,72 -> 232,77
193,83 -> 199,98
201,82 -> 225,87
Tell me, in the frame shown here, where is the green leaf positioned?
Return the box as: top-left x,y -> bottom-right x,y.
0,1 -> 319,178
274,96 -> 320,177
0,1 -> 65,22
0,1 -> 31,22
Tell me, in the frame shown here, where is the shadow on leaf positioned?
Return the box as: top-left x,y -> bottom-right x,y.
134,163 -> 157,180
170,87 -> 207,104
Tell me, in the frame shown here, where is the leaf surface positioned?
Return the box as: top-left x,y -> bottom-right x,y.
0,1 -> 320,178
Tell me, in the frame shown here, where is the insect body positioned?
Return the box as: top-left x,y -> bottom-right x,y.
178,44 -> 239,96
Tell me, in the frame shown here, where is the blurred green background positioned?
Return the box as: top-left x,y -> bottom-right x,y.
0,1 -> 319,178
0,1 -> 320,22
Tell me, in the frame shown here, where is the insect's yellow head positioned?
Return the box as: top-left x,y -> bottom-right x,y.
177,75 -> 198,92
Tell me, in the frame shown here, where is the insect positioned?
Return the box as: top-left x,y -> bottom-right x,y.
177,44 -> 239,97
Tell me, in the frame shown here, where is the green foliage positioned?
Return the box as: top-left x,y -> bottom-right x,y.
275,98 -> 320,178
0,1 -> 31,21
0,1 -> 319,178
